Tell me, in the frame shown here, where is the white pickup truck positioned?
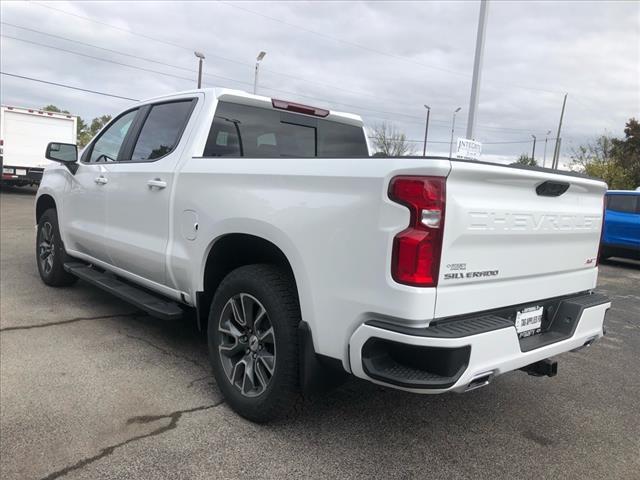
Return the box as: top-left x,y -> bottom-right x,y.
36,88 -> 611,422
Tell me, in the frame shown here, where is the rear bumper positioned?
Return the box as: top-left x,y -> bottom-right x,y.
349,292 -> 610,393
1,165 -> 44,184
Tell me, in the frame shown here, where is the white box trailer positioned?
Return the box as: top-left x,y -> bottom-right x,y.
1,105 -> 77,186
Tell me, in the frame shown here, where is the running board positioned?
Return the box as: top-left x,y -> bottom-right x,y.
64,262 -> 183,321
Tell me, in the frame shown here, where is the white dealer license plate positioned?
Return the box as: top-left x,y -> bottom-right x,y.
2,167 -> 14,174
16,169 -> 27,176
515,306 -> 543,337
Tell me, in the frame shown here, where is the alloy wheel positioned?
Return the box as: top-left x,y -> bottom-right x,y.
38,222 -> 55,275
218,293 -> 276,397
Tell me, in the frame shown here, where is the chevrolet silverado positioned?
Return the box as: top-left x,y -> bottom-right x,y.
35,88 -> 611,422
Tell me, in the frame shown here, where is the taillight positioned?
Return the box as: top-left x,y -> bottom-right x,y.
389,176 -> 446,287
596,195 -> 606,266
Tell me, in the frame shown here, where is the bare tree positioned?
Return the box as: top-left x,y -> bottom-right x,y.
370,122 -> 415,156
570,134 -> 615,170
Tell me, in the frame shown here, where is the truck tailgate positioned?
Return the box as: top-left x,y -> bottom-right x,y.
435,161 -> 606,318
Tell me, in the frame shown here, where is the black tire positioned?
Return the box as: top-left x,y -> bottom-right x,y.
36,208 -> 78,287
208,264 -> 301,423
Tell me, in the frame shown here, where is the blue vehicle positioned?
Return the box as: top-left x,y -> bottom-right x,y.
601,190 -> 640,260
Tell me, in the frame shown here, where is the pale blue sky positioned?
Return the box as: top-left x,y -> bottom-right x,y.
1,1 -> 638,164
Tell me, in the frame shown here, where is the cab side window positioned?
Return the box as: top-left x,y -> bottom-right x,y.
130,100 -> 194,161
88,110 -> 138,163
607,195 -> 638,214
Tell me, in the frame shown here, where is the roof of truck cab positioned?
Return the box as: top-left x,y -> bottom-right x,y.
606,190 -> 640,195
138,88 -> 364,128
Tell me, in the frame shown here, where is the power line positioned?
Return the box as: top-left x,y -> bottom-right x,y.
1,35 -> 198,84
0,33 -> 408,120
18,5 -> 558,135
1,70 -> 555,148
1,27 -> 415,124
0,26 -> 432,120
367,136 -> 450,145
369,136 -> 556,145
2,21 -> 424,112
218,1 -> 469,78
0,72 -> 139,101
1,32 -> 535,135
30,1 -> 206,56
484,139 -> 553,145
30,0 -> 562,105
1,22 -> 200,74
26,2 -> 409,106
1,33 -> 413,121
218,1 -> 564,95
2,34 -> 259,91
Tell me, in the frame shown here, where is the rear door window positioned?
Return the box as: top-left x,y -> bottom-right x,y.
607,194 -> 638,214
204,101 -> 367,157
131,100 -> 194,161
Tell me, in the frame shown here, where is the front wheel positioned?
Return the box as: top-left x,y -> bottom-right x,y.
36,208 -> 78,287
208,264 -> 301,423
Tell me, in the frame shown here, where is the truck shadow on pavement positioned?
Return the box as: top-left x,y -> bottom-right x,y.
3,190 -> 635,479
90,297 -> 581,440
601,257 -> 640,270
3,277 -> 634,480
0,184 -> 37,195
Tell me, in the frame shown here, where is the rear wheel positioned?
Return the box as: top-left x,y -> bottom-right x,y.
208,264 -> 301,422
36,208 -> 78,287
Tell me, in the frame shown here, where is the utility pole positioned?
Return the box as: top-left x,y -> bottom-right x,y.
552,93 -> 567,169
194,51 -> 205,88
253,51 -> 267,94
542,129 -> 551,167
531,134 -> 537,163
554,138 -> 562,169
422,105 -> 431,156
465,0 -> 489,140
450,107 -> 462,158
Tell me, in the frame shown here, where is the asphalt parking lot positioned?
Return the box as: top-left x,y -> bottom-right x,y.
1,186 -> 639,480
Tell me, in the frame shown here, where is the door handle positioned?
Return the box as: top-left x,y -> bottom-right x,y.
147,178 -> 167,189
94,176 -> 108,185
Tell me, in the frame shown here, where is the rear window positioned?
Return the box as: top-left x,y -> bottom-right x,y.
606,194 -> 639,213
131,100 -> 194,161
203,101 -> 368,158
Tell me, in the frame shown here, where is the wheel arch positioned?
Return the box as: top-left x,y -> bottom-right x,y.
36,194 -> 57,223
197,233 -> 303,332
198,233 -> 345,394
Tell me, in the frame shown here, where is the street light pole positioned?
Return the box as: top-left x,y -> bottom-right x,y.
422,105 -> 431,157
531,134 -> 537,163
253,51 -> 267,94
552,93 -> 568,169
543,130 -> 551,167
194,51 -> 205,88
465,0 -> 489,140
449,107 -> 462,158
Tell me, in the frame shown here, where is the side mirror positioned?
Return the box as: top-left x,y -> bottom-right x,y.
46,142 -> 78,173
46,142 -> 78,163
